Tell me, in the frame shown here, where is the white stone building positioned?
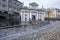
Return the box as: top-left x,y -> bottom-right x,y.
55,8 -> 60,18
20,2 -> 45,21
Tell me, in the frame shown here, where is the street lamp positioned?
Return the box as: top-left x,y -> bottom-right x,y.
48,10 -> 50,23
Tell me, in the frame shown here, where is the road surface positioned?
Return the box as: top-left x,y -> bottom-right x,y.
0,21 -> 60,40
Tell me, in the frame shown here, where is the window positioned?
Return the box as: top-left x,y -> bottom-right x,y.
25,18 -> 27,21
3,0 -> 5,1
22,11 -> 24,13
25,14 -> 27,16
58,15 -> 60,17
8,4 -> 12,8
9,2 -> 12,6
2,4 -> 5,7
40,16 -> 41,17
9,0 -> 12,3
25,11 -> 28,13
39,19 -> 41,21
40,13 -> 42,14
32,12 -> 37,13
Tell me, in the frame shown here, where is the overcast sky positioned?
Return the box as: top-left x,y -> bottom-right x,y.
18,0 -> 60,9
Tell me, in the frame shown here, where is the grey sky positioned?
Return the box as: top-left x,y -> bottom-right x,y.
18,0 -> 60,8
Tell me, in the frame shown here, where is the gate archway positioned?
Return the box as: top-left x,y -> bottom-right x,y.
32,15 -> 36,20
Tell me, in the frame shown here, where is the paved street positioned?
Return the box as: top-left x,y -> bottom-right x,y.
0,21 -> 60,40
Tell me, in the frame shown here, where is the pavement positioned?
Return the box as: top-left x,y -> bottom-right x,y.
0,21 -> 60,40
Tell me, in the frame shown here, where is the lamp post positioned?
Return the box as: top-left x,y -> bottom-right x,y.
48,11 -> 49,20
48,10 -> 50,23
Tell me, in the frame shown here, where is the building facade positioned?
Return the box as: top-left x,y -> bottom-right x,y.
55,8 -> 60,18
20,2 -> 45,21
45,8 -> 56,18
0,0 -> 23,12
46,8 -> 60,18
0,0 -> 23,26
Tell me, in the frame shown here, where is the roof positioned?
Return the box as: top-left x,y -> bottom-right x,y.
17,0 -> 23,4
29,2 -> 38,6
21,7 -> 45,12
21,6 -> 28,9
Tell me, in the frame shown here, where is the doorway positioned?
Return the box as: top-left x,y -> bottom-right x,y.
32,15 -> 36,20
